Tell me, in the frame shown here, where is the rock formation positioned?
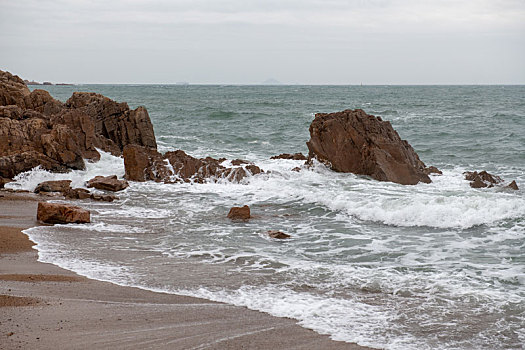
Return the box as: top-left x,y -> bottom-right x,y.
0,70 -> 157,180
87,175 -> 129,192
270,153 -> 307,160
267,230 -> 291,239
464,171 -> 503,188
506,180 -> 519,191
123,145 -> 262,183
37,202 -> 90,224
306,109 -> 435,185
227,205 -> 251,221
34,180 -> 72,194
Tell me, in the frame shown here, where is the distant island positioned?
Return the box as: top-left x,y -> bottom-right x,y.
24,80 -> 73,86
260,78 -> 283,85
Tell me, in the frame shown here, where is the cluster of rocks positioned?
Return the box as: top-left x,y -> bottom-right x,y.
0,70 -> 157,182
464,171 -> 518,190
123,145 -> 263,183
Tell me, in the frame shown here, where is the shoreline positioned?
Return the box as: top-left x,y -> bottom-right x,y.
0,191 -> 372,349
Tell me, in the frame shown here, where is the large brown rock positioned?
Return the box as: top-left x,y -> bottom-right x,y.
87,175 -> 129,192
306,109 -> 433,185
464,171 -> 503,188
0,69 -> 157,180
227,205 -> 251,221
123,145 -> 262,183
37,202 -> 90,224
270,153 -> 307,160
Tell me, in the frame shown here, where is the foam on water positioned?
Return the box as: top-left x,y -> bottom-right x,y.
17,84 -> 525,350
5,149 -> 125,192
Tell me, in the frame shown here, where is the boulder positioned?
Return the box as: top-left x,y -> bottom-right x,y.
86,175 -> 129,192
227,205 -> 251,221
123,145 -> 262,183
34,180 -> 72,193
464,171 -> 503,188
37,202 -> 90,224
0,69 -> 157,179
65,188 -> 92,200
270,153 -> 307,160
306,109 -> 433,185
231,159 -> 250,166
267,230 -> 291,239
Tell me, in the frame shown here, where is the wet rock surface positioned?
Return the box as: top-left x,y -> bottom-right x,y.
267,230 -> 291,239
306,109 -> 434,185
464,171 -> 503,188
37,202 -> 90,224
227,205 -> 251,221
270,153 -> 307,161
123,145 -> 262,183
87,175 -> 129,192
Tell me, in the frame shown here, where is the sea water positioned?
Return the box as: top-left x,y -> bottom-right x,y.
9,85 -> 525,349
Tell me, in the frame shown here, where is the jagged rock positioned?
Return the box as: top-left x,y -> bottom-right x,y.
306,109 -> 432,185
90,193 -> 117,202
291,167 -> 301,172
87,175 -> 129,192
37,202 -> 90,224
271,153 -> 307,160
423,166 -> 443,175
123,145 -> 262,183
267,230 -> 291,239
464,171 -> 503,188
227,205 -> 251,221
0,69 -> 157,179
34,180 -> 72,193
506,180 -> 519,190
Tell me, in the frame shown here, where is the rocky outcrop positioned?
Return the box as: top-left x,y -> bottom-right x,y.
0,70 -> 157,180
227,205 -> 251,221
506,181 -> 519,190
123,145 -> 262,183
464,171 -> 503,188
306,109 -> 434,185
37,202 -> 90,224
271,153 -> 307,161
87,175 -> 129,192
267,230 -> 291,239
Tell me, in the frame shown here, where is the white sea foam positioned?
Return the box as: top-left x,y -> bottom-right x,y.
5,149 -> 125,192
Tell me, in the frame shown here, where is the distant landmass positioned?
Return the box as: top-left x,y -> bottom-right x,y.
260,78 -> 282,85
23,80 -> 73,86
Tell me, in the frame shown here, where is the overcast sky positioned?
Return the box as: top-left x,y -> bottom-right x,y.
1,0 -> 524,84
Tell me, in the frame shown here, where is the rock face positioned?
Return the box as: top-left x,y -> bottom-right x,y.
87,175 -> 129,192
270,153 -> 307,161
123,145 -> 262,183
0,70 -> 157,180
37,202 -> 90,224
464,171 -> 503,188
306,109 -> 434,185
227,205 -> 251,221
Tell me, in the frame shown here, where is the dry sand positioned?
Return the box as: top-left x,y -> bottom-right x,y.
0,191 -> 373,350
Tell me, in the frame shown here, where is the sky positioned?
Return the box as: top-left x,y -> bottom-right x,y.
1,0 -> 524,84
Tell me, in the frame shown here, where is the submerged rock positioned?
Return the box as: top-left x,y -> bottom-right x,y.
37,202 -> 90,224
227,205 -> 251,221
306,109 -> 434,185
0,69 -> 157,180
464,171 -> 503,188
267,230 -> 291,239
87,175 -> 129,192
65,188 -> 92,200
270,153 -> 307,161
506,180 -> 519,190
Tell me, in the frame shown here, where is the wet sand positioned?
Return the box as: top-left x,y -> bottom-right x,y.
0,191 -> 373,349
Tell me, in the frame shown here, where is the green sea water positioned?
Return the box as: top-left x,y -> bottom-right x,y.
17,85 -> 525,349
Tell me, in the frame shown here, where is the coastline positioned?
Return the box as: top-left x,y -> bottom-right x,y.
0,191 -> 372,350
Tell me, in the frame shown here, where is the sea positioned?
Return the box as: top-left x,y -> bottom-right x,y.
8,85 -> 525,349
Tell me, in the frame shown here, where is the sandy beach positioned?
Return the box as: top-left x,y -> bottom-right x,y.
0,191 -> 371,350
